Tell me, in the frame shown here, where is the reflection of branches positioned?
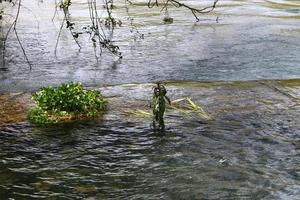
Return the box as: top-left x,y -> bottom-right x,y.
2,0 -> 32,69
148,0 -> 219,21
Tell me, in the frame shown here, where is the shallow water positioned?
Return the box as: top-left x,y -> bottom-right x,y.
0,81 -> 300,199
0,0 -> 300,92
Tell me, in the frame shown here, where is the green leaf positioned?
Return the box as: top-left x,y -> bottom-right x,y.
28,82 -> 106,125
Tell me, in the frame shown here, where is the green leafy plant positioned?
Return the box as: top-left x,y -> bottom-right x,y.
28,82 -> 106,125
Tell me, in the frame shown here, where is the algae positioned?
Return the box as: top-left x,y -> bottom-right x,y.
0,94 -> 31,125
276,79 -> 300,88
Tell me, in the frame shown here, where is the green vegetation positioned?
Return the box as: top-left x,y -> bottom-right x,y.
171,97 -> 213,120
28,82 -> 105,125
151,83 -> 171,130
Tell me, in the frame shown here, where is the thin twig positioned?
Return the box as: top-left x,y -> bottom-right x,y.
62,4 -> 81,48
14,28 -> 32,69
3,0 -> 32,69
52,0 -> 59,21
147,0 -> 219,21
13,0 -> 32,69
54,0 -> 81,56
19,3 -> 39,30
2,15 -> 14,67
54,13 -> 65,56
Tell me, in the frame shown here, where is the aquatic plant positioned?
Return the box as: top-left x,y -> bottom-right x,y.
171,97 -> 213,120
151,82 -> 171,130
125,109 -> 152,118
28,82 -> 106,125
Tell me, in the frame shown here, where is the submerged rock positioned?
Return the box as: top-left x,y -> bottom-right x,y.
0,93 -> 32,125
1,79 -> 300,126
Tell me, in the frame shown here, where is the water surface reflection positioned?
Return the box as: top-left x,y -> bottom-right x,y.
0,0 -> 300,92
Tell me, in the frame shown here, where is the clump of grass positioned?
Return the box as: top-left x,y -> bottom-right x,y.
28,82 -> 105,125
170,97 -> 213,120
185,98 -> 213,120
125,109 -> 152,118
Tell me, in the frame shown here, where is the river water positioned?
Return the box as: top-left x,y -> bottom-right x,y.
0,80 -> 300,199
0,0 -> 300,92
0,0 -> 300,199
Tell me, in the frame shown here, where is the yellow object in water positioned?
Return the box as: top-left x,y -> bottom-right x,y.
171,97 -> 213,120
126,109 -> 152,118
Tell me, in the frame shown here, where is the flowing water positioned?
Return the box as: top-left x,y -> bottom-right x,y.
0,80 -> 300,199
0,0 -> 300,91
0,0 -> 300,199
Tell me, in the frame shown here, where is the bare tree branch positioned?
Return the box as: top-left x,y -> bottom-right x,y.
148,0 -> 219,21
2,0 -> 32,69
